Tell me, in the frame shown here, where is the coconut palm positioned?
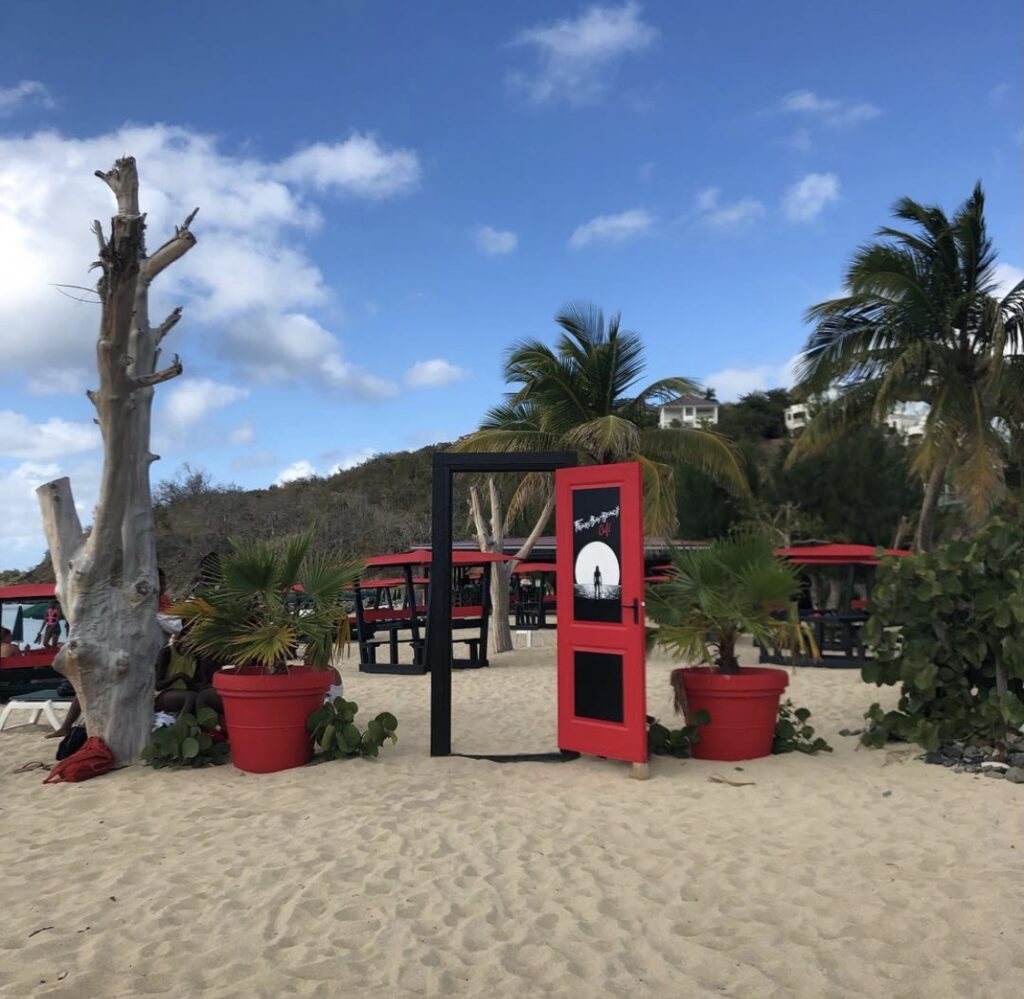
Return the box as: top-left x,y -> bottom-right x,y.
461,302 -> 748,536
789,184 -> 1024,550
454,303 -> 748,653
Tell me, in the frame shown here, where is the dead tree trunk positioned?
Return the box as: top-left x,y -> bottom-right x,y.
36,157 -> 197,765
470,476 -> 555,654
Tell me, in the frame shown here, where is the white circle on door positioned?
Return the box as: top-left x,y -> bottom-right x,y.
574,541 -> 620,587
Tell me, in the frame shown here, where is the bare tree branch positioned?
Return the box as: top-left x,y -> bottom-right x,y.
154,306 -> 183,344
36,477 -> 85,590
94,157 -> 140,216
91,219 -> 107,255
144,208 -> 199,282
133,354 -> 182,388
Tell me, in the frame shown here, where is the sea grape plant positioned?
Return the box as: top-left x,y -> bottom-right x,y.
307,697 -> 398,759
142,707 -> 230,768
861,518 -> 1024,750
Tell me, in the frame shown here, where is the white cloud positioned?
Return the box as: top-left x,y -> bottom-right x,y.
404,359 -> 467,387
569,208 -> 653,248
694,187 -> 765,230
473,225 -> 518,256
0,80 -> 54,114
782,172 -> 840,223
703,357 -> 799,401
0,123 -> 417,386
992,262 -> 1023,299
0,410 -> 99,460
328,448 -> 377,475
0,458 -> 101,569
637,161 -> 656,181
780,90 -> 880,127
276,133 -> 420,198
228,421 -> 255,445
274,459 -> 317,486
157,378 -> 249,446
509,2 -> 658,105
223,311 -> 398,399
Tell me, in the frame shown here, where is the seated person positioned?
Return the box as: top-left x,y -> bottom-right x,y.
0,627 -> 20,657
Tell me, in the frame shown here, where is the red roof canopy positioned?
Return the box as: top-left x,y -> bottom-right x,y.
513,562 -> 556,574
356,576 -> 429,588
776,543 -> 913,565
0,583 -> 56,600
363,549 -> 514,568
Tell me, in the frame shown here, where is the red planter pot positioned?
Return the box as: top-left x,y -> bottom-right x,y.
213,666 -> 331,774
678,666 -> 789,761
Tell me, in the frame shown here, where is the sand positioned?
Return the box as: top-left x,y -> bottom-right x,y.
1,635 -> 1022,998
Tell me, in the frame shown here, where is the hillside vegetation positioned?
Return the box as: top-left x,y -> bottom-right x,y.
6,391 -> 927,593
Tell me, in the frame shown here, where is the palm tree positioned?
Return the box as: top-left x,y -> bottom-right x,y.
464,303 -> 747,533
789,184 -> 1024,550
454,303 -> 748,651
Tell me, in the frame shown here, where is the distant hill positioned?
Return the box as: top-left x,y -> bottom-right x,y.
10,444 -> 472,593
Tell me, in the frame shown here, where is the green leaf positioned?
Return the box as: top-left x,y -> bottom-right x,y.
181,737 -> 200,760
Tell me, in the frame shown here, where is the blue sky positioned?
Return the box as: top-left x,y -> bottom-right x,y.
0,1 -> 1021,566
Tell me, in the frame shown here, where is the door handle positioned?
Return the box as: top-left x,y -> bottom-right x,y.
623,597 -> 640,624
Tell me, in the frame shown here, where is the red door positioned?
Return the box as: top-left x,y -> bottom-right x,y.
556,462 -> 647,764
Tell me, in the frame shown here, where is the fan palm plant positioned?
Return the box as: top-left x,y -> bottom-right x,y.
789,184 -> 1024,550
172,531 -> 362,674
645,532 -> 813,675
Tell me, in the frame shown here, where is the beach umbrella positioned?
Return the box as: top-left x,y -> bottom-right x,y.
22,601 -> 50,620
11,606 -> 24,642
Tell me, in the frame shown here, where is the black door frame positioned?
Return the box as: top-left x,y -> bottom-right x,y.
428,451 -> 577,756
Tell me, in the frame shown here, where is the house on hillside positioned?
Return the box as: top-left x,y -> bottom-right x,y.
785,399 -> 928,441
657,394 -> 719,428
784,403 -> 811,433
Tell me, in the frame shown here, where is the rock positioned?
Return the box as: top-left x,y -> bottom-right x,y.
941,743 -> 963,759
963,764 -> 981,773
942,758 -> 957,767
962,746 -> 984,762
1007,753 -> 1024,768
882,790 -> 892,797
1005,767 -> 1024,784
980,760 -> 1008,770
984,770 -> 1005,779
923,752 -> 945,765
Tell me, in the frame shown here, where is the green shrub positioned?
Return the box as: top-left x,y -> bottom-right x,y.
142,708 -> 230,768
307,697 -> 398,759
773,699 -> 832,754
861,518 -> 1024,750
646,711 -> 708,758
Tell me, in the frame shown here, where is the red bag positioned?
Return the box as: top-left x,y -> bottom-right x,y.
43,736 -> 116,783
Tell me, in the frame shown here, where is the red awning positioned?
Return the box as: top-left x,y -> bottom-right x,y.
513,562 -> 556,574
776,543 -> 913,565
363,549 -> 514,568
355,576 -> 429,588
0,583 -> 56,600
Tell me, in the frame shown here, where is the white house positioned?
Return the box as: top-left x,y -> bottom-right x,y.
658,394 -> 719,428
884,403 -> 928,442
784,403 -> 810,433
785,399 -> 928,440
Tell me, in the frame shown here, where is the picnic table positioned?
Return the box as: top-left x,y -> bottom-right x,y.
354,550 -> 513,675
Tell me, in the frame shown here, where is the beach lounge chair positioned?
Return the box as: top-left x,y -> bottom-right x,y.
0,688 -> 72,732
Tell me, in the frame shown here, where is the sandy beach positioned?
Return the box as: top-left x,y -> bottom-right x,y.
1,636 -> 1022,999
